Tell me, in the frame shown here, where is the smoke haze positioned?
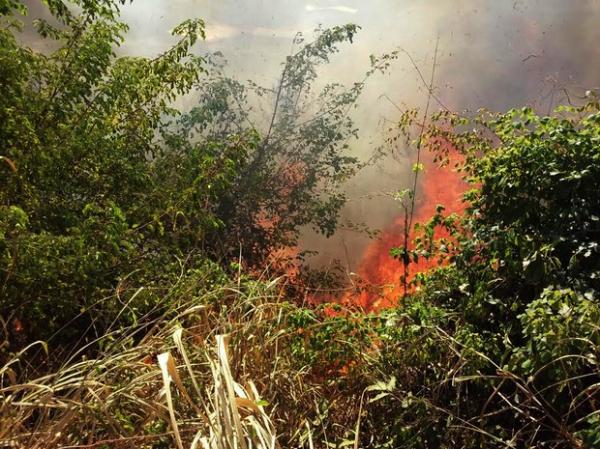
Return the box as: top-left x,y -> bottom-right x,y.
21,0 -> 600,268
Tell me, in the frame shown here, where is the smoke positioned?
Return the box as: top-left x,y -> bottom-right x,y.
19,0 -> 600,272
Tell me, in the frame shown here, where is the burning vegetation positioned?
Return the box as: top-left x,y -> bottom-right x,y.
342,144 -> 468,310
1,2 -> 600,449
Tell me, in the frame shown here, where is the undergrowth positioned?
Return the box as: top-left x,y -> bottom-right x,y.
2,271 -> 598,448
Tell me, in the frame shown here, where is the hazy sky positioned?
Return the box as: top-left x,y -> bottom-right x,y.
118,0 -> 599,107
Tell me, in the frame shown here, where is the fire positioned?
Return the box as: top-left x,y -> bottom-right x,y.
269,142 -> 467,309
255,161 -> 306,278
342,146 -> 467,310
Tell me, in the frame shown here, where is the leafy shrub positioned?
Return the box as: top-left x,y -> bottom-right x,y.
375,100 -> 600,448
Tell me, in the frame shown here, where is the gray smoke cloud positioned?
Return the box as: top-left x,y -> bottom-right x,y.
20,0 -> 600,269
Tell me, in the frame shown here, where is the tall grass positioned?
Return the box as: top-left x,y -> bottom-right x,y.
0,277 -> 365,448
1,276 -> 598,448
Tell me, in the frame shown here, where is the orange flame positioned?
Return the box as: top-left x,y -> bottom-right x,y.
342,146 -> 467,310
255,162 -> 306,277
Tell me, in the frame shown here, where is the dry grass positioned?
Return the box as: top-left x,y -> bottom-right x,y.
0,277 -> 364,449
3,275 -> 595,449
156,332 -> 278,449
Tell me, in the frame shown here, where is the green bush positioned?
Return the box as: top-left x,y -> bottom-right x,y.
0,1 -> 250,345
374,100 -> 600,448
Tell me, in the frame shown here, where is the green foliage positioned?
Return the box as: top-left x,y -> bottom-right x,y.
0,1 -> 369,353
0,1 -> 253,345
376,101 -> 600,448
0,0 -> 26,16
510,287 -> 599,376
168,24 -> 377,266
